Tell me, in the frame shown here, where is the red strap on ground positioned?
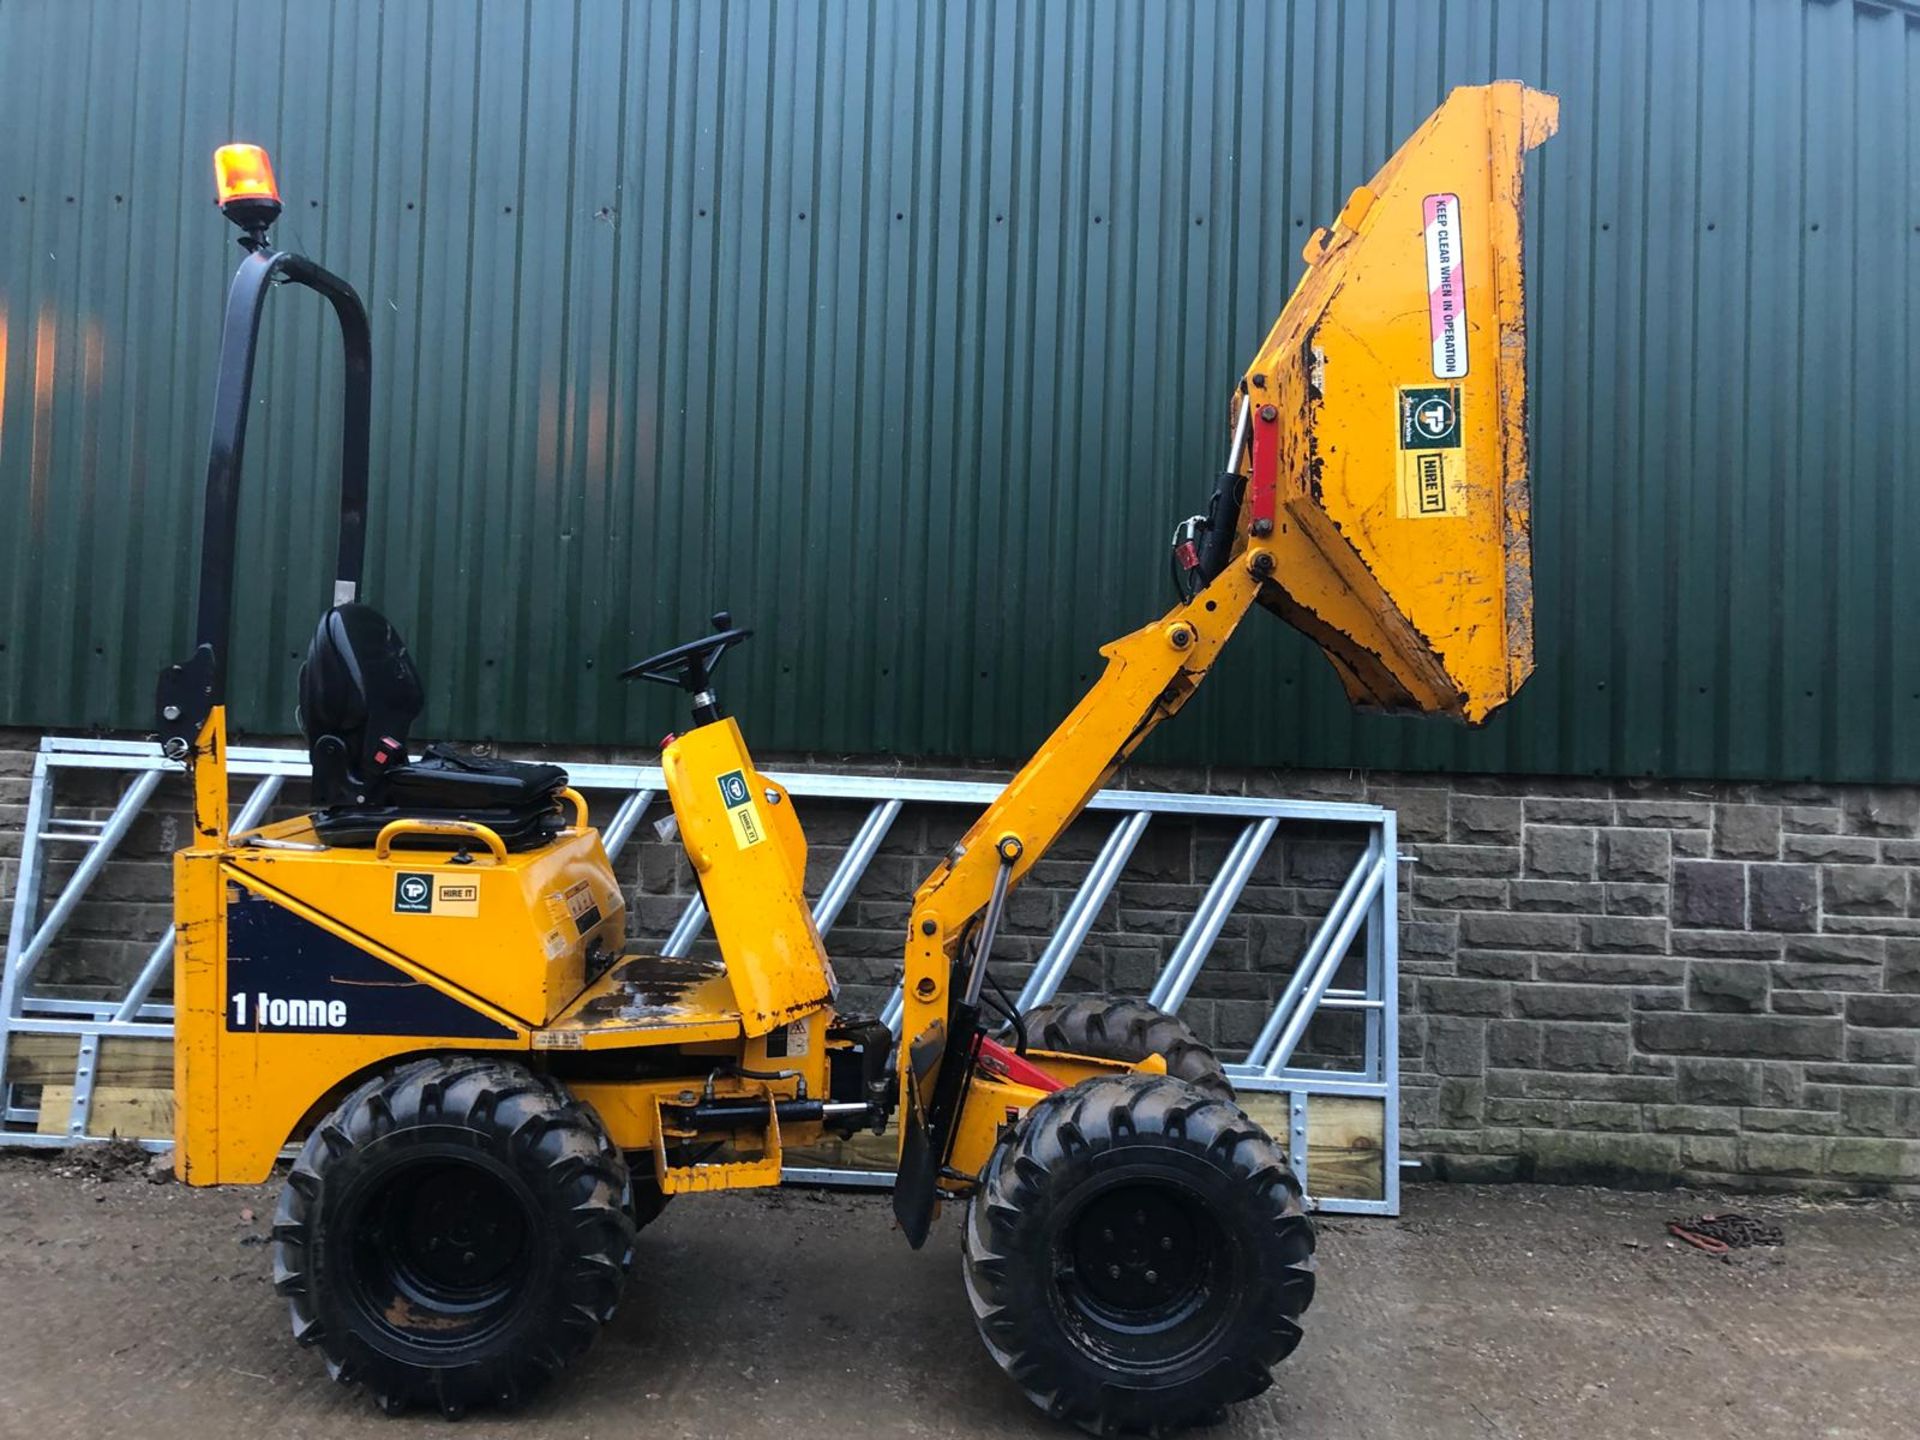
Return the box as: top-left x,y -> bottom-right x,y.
1667,1222 -> 1730,1256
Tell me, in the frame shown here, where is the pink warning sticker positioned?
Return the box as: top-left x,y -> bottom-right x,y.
1423,193 -> 1468,379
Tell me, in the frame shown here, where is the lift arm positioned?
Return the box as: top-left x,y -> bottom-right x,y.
891,81 -> 1559,1241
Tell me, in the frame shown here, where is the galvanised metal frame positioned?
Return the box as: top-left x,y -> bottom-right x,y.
2,735 -> 1402,1215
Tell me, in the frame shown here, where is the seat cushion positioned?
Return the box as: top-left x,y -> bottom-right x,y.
310,801 -> 566,852
384,745 -> 568,810
310,746 -> 570,852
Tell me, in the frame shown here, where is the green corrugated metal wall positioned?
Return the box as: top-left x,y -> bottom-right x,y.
1,0 -> 1915,780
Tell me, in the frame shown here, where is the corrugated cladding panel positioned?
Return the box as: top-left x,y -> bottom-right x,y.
1,0 -> 1914,781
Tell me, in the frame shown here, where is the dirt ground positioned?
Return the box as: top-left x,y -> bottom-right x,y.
0,1153 -> 1913,1440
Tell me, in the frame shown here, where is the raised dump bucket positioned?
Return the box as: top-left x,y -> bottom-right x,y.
1240,81 -> 1558,724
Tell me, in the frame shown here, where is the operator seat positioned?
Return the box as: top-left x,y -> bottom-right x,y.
297,604 -> 569,851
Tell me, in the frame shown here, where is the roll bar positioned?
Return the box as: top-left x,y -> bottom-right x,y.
155,243 -> 372,755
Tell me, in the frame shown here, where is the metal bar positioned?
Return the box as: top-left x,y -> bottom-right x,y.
1262,851 -> 1389,1076
1224,1071 -> 1390,1099
1148,817 -> 1278,1013
1363,823 -> 1386,1081
963,852 -> 1018,1007
1288,1092 -> 1310,1201
5,1018 -> 178,1039
1016,810 -> 1150,1011
1380,809 -> 1403,1217
780,1167 -> 893,1190
1242,833 -> 1380,1070
3,756 -> 54,986
11,771 -> 163,984
0,1133 -> 171,1154
36,737 -> 1399,828
600,787 -> 656,863
660,894 -> 708,959
811,801 -> 903,936
67,1032 -> 101,1136
1224,394 -> 1253,473
23,998 -> 173,1020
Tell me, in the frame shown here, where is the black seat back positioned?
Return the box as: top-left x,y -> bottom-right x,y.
298,604 -> 424,806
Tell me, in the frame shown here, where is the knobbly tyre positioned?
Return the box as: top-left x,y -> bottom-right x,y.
158,85 -> 1556,1431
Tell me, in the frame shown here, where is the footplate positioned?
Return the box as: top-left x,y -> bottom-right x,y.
650,1089 -> 784,1194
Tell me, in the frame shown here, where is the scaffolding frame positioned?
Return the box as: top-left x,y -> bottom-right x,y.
2,735 -> 1401,1214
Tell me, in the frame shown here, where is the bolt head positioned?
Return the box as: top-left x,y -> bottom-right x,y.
1259,404 -> 1278,422
920,918 -> 937,936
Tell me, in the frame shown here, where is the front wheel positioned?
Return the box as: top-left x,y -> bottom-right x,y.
271,1057 -> 636,1416
963,1074 -> 1315,1434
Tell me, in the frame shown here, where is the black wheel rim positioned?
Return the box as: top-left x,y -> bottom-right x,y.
1050,1176 -> 1238,1373
346,1155 -> 534,1350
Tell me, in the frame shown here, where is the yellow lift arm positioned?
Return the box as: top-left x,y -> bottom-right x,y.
894,81 -> 1559,1236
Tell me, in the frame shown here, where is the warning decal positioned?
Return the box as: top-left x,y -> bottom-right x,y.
1423,192 -> 1468,379
716,768 -> 766,850
560,880 -> 602,935
1396,386 -> 1467,519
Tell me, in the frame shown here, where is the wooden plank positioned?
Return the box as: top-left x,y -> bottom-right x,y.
1213,1092 -> 1386,1201
1305,1094 -> 1386,1200
786,1125 -> 899,1173
34,1084 -> 175,1141
5,1036 -> 172,1089
4,1035 -> 79,1085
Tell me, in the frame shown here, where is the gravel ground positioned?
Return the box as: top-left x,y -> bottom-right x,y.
0,1150 -> 1913,1439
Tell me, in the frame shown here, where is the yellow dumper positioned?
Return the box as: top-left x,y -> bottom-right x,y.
158,83 -> 1555,1432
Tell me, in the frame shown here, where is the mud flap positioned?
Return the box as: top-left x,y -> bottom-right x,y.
891,1085 -> 938,1250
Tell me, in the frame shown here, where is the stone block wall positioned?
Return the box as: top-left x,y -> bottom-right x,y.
1387,775 -> 1920,1194
3,728 -> 1915,1195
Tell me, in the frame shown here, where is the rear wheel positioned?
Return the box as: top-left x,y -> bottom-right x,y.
1020,996 -> 1235,1104
272,1057 -> 635,1416
963,1074 -> 1314,1434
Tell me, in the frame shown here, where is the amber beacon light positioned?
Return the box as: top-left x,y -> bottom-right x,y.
213,142 -> 282,240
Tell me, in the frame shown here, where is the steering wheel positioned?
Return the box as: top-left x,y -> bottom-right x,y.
621,611 -> 753,700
